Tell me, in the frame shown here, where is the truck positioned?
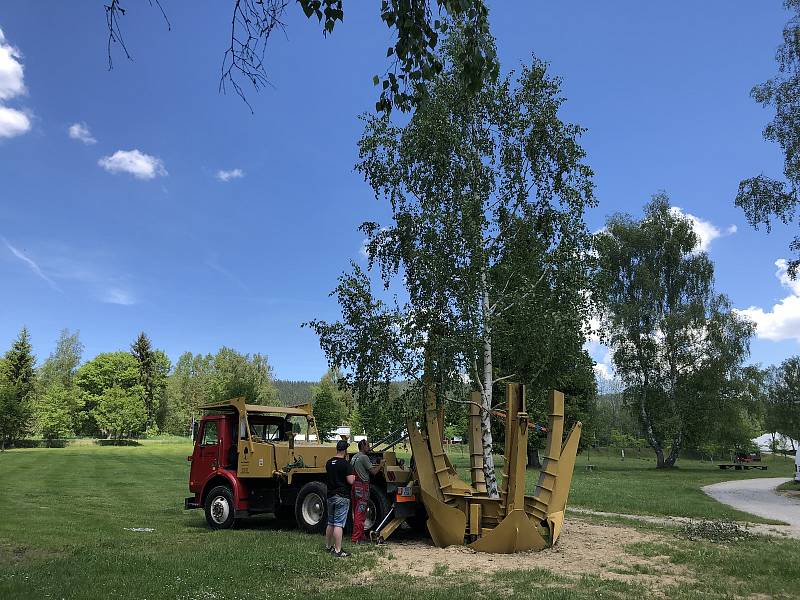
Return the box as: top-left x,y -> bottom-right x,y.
184,397 -> 412,533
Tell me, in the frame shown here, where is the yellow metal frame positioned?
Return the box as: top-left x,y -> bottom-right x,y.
409,384 -> 581,553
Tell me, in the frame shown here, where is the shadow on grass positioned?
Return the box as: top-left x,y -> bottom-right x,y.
95,439 -> 142,447
182,514 -> 299,531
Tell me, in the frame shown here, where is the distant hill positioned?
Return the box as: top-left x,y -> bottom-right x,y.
275,380 -> 316,406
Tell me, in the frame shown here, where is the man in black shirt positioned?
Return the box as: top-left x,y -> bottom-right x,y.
325,439 -> 355,557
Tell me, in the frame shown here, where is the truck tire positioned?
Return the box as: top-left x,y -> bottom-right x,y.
204,485 -> 235,530
295,481 -> 327,534
364,485 -> 391,533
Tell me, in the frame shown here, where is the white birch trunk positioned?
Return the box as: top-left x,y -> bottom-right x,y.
480,269 -> 499,498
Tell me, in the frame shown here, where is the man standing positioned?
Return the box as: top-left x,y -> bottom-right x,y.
325,439 -> 355,557
350,439 -> 384,544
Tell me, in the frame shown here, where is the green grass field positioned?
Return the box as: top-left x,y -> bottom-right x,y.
0,442 -> 798,599
445,446 -> 794,523
778,479 -> 800,493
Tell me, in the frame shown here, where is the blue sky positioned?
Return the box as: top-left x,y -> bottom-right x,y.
1,1 -> 798,380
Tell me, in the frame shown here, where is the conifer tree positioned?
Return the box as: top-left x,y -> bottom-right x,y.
0,327 -> 36,449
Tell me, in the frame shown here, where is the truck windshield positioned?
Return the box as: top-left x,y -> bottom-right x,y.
244,416 -> 295,442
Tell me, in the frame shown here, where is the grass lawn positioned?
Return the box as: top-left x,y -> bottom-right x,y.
444,446 -> 795,523
1,442 -> 798,599
777,479 -> 800,492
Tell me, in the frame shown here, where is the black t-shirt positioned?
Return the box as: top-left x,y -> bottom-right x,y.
326,456 -> 354,498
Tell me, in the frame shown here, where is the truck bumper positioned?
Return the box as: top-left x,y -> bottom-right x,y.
184,496 -> 202,510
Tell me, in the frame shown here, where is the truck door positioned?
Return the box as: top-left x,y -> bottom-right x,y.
190,418 -> 221,484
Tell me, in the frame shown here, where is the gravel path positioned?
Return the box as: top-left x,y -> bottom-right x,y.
702,477 -> 800,537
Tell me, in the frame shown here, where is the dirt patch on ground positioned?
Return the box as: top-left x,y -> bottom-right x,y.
779,490 -> 800,500
359,519 -> 692,593
0,544 -> 59,566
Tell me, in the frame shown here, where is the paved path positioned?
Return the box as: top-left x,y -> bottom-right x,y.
702,477 -> 800,538
571,479 -> 800,539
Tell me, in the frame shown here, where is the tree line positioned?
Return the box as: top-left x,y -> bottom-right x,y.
0,327 -> 407,448
0,330 -> 281,447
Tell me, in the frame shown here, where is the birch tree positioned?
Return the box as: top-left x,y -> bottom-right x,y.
309,27 -> 595,496
594,195 -> 755,468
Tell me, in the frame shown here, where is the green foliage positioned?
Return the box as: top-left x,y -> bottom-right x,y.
163,352 -> 213,436
34,329 -> 84,443
609,429 -> 647,452
292,1 -> 494,113
592,388 -> 641,447
91,385 -> 148,439
311,371 -> 347,441
308,26 -> 595,497
359,381 -> 414,440
594,195 -> 756,467
2,326 -> 36,399
75,352 -> 140,398
74,351 -> 141,435
36,385 -> 81,442
736,1 -> 800,275
309,25 -> 594,421
0,379 -> 31,449
162,348 -> 278,435
207,347 -> 278,405
765,356 -> 800,441
38,329 -> 83,390
274,379 -> 315,406
0,328 -> 36,448
0,325 -> 284,441
130,332 -> 170,429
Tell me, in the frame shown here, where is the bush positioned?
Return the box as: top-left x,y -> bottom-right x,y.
95,439 -> 141,446
8,438 -> 67,448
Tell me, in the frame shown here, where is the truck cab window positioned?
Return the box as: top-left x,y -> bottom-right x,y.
201,421 -> 218,446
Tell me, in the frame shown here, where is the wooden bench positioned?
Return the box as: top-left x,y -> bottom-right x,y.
718,464 -> 768,470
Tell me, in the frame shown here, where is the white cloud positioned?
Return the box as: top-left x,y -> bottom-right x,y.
68,122 -> 96,144
98,149 -> 167,180
215,168 -> 244,182
0,28 -> 30,139
102,288 -> 136,306
0,28 -> 25,101
2,237 -> 61,291
669,206 -> 736,252
585,332 -> 615,381
0,105 -> 30,138
593,361 -> 614,380
737,259 -> 800,342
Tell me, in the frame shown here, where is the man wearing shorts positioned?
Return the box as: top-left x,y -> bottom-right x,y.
325,439 -> 355,557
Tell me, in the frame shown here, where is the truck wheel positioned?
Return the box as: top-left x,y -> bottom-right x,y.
364,485 -> 391,533
204,485 -> 235,530
295,481 -> 327,534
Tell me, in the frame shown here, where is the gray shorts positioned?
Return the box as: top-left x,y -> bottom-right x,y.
327,495 -> 350,528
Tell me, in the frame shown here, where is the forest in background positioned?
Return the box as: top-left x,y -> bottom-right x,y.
0,322 -> 797,465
